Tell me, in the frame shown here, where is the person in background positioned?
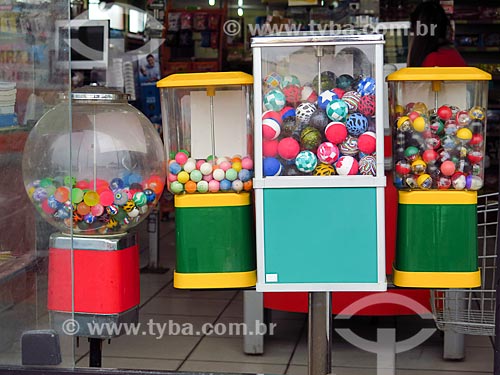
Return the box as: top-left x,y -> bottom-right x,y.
407,1 -> 466,67
140,54 -> 161,82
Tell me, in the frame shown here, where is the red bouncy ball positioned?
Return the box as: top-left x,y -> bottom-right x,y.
440,160 -> 456,176
470,133 -> 484,147
278,137 -> 300,160
358,95 -> 376,117
262,118 -> 281,140
283,84 -> 302,105
325,122 -> 348,144
422,149 -> 439,164
263,139 -> 279,157
357,131 -> 376,154
262,110 -> 282,124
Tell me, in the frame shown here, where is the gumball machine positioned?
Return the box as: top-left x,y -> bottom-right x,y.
157,72 -> 256,289
22,86 -> 166,340
387,67 -> 491,287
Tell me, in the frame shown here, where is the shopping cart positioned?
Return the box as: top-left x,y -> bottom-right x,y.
431,192 -> 499,336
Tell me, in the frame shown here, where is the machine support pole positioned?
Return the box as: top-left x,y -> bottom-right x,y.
494,171 -> 500,375
89,338 -> 103,368
308,291 -> 332,375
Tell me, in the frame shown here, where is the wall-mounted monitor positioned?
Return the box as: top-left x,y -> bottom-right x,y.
55,19 -> 109,70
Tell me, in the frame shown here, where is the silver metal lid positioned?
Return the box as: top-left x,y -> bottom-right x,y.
70,85 -> 130,102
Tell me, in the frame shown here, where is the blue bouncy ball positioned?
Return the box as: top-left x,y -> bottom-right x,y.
238,169 -> 252,182
110,177 -> 125,191
345,113 -> 369,136
357,77 -> 376,96
280,106 -> 296,119
143,188 -> 156,203
263,157 -> 283,176
317,90 -> 338,110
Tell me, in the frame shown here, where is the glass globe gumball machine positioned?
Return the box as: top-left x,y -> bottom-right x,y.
157,72 -> 256,289
387,67 -> 491,288
22,86 -> 166,339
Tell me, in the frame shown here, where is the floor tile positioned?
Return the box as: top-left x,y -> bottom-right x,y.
219,298 -> 244,318
189,336 -> 295,365
465,334 -> 494,348
140,296 -> 230,317
286,364 -> 307,375
77,355 -> 182,371
91,331 -> 201,360
179,359 -> 286,374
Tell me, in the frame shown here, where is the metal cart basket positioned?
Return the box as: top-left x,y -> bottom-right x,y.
431,192 -> 499,336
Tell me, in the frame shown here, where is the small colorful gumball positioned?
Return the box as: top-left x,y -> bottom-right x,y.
225,168 -> 238,181
417,173 -> 433,189
422,149 -> 439,165
358,155 -> 377,176
325,122 -> 348,144
466,175 -> 483,190
357,131 -> 376,154
177,171 -> 190,184
335,155 -> 359,175
208,179 -> 220,192
469,106 -> 485,121
243,180 -> 253,191
169,161 -> 182,175
470,133 -> 484,148
263,88 -> 286,111
395,160 -> 411,175
197,180 -> 209,193
219,160 -> 232,171
301,85 -> 317,103
357,76 -> 376,96
437,105 -> 452,121
396,116 -> 412,132
263,157 -> 283,176
175,151 -> 189,166
326,99 -> 348,122
241,156 -> 253,170
183,159 -> 196,173
404,146 -> 420,162
296,102 -> 317,123
278,137 -> 300,160
262,117 -> 281,140
213,168 -> 225,181
263,139 -> 279,157
300,126 -> 322,151
317,142 -> 339,164
467,150 -> 484,164
338,135 -> 359,156
281,74 -> 300,87
313,163 -> 336,176
358,95 -> 375,117
264,72 -> 282,89
342,91 -> 361,113
411,159 -> 427,175
318,90 -> 338,110
220,179 -> 232,192
185,180 -> 197,194
295,150 -> 317,173
232,179 -> 244,192
238,169 -> 252,182
190,169 -> 203,183
451,172 -> 466,190
283,84 -> 302,105
308,109 -> 330,132
345,113 -> 368,136
440,160 -> 456,176
200,162 -> 213,176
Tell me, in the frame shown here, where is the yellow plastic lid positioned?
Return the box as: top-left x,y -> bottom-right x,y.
157,71 -> 253,88
387,67 -> 491,81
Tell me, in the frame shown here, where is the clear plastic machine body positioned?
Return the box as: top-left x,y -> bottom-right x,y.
387,68 -> 490,191
158,72 -> 254,195
22,86 -> 166,235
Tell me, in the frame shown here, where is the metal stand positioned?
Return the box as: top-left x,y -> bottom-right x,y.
243,290 -> 264,354
89,338 -> 103,367
308,292 -> 332,375
494,184 -> 500,375
143,208 -> 168,273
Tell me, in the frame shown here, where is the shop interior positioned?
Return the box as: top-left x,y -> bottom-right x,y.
0,0 -> 499,374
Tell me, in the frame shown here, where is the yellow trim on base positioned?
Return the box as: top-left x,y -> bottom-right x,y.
157,72 -> 253,88
393,267 -> 481,288
399,190 -> 477,205
386,67 -> 491,81
175,192 -> 251,208
174,270 -> 256,289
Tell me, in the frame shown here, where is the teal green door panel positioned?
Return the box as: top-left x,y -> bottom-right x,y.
262,187 -> 378,284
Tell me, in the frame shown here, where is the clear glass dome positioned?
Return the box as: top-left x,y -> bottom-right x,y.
22,86 -> 166,235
